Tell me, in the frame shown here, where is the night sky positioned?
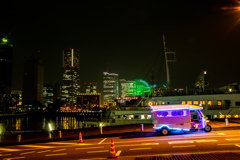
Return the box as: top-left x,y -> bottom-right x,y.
1,0 -> 240,93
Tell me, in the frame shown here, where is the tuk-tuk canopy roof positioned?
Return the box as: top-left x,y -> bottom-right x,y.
150,104 -> 203,111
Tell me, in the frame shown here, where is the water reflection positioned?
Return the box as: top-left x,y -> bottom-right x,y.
0,116 -> 87,132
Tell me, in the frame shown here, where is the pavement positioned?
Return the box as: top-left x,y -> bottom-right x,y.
1,118 -> 240,146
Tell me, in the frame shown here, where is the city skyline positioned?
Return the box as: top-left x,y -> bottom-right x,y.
1,0 -> 240,92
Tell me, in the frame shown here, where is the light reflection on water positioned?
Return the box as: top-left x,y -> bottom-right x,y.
0,116 -> 89,131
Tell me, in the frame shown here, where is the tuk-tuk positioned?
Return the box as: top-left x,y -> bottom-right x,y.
150,104 -> 212,135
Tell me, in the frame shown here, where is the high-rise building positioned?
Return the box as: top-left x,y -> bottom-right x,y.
120,79 -> 151,98
43,82 -> 61,107
43,84 -> 54,107
103,72 -> 118,105
85,82 -> 97,93
120,79 -> 133,97
22,58 -> 44,107
61,48 -> 80,106
0,38 -> 13,95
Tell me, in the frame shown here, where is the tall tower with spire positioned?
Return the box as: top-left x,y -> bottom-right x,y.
61,48 -> 80,106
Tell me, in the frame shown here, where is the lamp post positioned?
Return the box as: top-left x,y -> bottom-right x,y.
48,123 -> 52,138
99,123 -> 103,134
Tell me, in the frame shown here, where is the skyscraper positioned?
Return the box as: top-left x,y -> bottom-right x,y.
0,38 -> 13,95
43,82 -> 61,107
103,72 -> 118,105
22,57 -> 44,107
85,82 -> 97,93
61,48 -> 80,106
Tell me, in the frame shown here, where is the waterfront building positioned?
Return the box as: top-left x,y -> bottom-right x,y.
61,48 -> 80,106
194,70 -> 209,93
120,79 -> 151,98
43,84 -> 54,107
77,93 -> 101,108
7,90 -> 22,112
0,38 -> 13,95
11,90 -> 22,106
43,82 -> 61,107
119,79 -> 133,98
219,82 -> 240,93
22,58 -> 44,108
103,72 -> 119,105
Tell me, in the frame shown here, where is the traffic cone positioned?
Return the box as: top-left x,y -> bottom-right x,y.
78,132 -> 83,143
108,139 -> 118,158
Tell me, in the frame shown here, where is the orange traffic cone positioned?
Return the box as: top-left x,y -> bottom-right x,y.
108,139 -> 118,158
78,132 -> 83,143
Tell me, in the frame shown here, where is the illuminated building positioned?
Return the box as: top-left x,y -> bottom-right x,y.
61,49 -> 80,106
103,72 -> 119,105
119,79 -> 133,97
120,79 -> 151,98
219,82 -> 240,93
195,70 -> 209,93
0,38 -> 13,95
11,90 -> 22,106
85,82 -> 97,93
77,93 -> 101,108
43,84 -> 54,107
22,58 -> 44,107
43,82 -> 61,107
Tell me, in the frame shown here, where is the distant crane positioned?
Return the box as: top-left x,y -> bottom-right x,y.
163,35 -> 176,91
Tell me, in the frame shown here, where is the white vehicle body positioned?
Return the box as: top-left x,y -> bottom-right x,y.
150,105 -> 211,135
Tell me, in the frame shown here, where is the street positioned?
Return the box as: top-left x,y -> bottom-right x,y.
1,130 -> 240,160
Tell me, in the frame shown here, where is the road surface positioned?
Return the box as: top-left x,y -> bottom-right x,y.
1,130 -> 240,159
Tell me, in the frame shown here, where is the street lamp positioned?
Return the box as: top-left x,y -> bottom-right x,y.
48,123 -> 53,138
99,123 -> 103,134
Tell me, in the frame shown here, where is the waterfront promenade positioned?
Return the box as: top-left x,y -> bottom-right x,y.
1,119 -> 240,146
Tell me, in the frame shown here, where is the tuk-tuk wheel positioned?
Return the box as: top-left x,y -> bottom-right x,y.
161,128 -> 169,136
204,124 -> 212,132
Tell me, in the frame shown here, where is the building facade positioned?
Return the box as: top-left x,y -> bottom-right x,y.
0,38 -> 13,95
77,93 -> 101,108
120,79 -> 151,98
43,84 -> 54,107
22,58 -> 44,107
103,72 -> 119,105
120,79 -> 133,98
61,49 -> 80,106
43,82 -> 61,107
86,82 -> 97,93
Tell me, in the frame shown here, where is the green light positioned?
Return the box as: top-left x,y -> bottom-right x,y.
2,38 -> 8,43
128,79 -> 151,97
